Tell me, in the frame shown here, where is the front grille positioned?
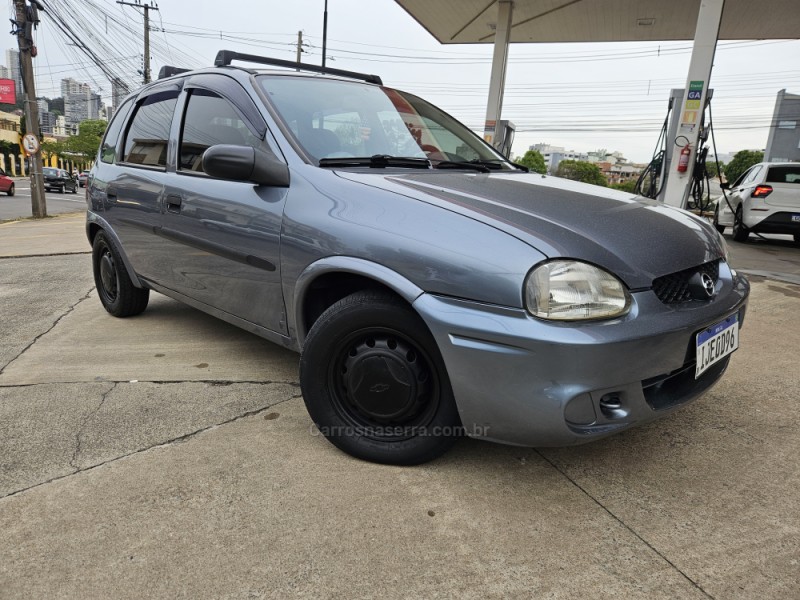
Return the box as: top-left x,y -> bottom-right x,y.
652,259 -> 720,304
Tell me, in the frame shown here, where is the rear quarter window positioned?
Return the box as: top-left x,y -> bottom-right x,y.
100,98 -> 134,164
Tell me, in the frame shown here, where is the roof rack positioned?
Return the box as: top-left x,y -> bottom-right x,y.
158,66 -> 191,80
213,50 -> 383,85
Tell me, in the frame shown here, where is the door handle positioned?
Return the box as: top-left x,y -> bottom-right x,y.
166,194 -> 183,214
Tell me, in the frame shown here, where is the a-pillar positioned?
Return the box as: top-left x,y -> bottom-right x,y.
483,0 -> 513,149
662,0 -> 725,208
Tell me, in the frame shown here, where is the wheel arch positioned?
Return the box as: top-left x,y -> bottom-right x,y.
86,213 -> 145,289
292,257 -> 425,348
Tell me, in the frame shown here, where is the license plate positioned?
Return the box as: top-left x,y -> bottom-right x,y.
695,314 -> 739,378
792,214 -> 800,222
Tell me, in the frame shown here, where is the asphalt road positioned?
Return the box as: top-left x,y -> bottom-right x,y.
0,179 -> 86,221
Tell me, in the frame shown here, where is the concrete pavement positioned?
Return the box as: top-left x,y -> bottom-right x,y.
1,214 -> 799,598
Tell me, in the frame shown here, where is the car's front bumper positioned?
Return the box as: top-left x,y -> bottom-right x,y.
413,263 -> 749,447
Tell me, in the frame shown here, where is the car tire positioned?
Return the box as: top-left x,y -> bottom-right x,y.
92,231 -> 149,317
732,206 -> 749,242
713,204 -> 725,234
6,183 -> 13,196
71,185 -> 78,194
300,290 -> 461,465
794,233 -> 800,246
59,185 -> 65,194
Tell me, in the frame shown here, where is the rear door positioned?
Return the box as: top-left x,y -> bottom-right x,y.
105,82 -> 182,283
763,164 -> 800,208
159,74 -> 289,334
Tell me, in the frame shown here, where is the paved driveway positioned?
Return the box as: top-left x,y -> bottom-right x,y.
0,214 -> 798,598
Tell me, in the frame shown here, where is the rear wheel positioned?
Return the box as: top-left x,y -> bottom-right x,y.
6,183 -> 13,196
794,233 -> 800,246
59,184 -> 65,194
300,290 -> 461,465
732,206 -> 749,242
92,231 -> 149,317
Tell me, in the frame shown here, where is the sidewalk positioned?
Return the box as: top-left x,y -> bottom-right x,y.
0,216 -> 798,599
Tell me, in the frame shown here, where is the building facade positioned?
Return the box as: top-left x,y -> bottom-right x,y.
765,89 -> 800,163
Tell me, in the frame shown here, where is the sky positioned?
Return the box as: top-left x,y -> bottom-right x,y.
15,0 -> 800,163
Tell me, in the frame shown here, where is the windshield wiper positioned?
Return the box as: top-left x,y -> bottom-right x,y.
433,159 -> 511,173
318,155 -> 431,169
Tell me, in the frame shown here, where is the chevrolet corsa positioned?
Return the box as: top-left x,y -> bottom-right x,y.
86,52 -> 749,465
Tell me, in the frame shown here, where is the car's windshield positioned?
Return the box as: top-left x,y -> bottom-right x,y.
258,75 -> 511,169
43,168 -> 58,176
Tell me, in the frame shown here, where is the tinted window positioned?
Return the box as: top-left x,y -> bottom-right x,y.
43,167 -> 58,176
100,98 -> 134,164
123,91 -> 178,167
766,165 -> 800,184
179,90 -> 262,172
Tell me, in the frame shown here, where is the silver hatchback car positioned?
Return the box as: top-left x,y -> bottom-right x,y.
86,51 -> 749,464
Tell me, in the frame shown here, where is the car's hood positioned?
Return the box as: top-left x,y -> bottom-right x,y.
334,170 -> 725,289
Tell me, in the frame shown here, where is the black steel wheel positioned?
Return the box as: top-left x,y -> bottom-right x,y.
300,290 -> 461,465
732,205 -> 749,242
92,231 -> 149,317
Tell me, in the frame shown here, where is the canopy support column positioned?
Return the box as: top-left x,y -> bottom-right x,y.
483,0 -> 513,148
662,0 -> 725,208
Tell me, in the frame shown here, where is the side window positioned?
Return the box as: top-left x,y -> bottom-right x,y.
100,99 -> 134,164
731,168 -> 752,189
123,91 -> 179,167
742,165 -> 762,185
179,90 -> 262,172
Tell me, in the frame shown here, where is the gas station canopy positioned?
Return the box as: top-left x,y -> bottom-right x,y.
396,0 -> 800,43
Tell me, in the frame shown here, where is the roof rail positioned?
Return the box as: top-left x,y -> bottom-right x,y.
213,50 -> 383,85
158,66 -> 191,79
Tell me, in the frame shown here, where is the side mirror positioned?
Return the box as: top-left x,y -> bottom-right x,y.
202,144 -> 290,187
719,182 -> 729,190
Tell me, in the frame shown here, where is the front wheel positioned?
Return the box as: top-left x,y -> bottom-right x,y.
732,206 -> 749,242
300,291 -> 461,465
6,183 -> 13,196
92,231 -> 149,317
713,204 -> 725,233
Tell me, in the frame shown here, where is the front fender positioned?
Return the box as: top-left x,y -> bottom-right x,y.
290,256 -> 424,348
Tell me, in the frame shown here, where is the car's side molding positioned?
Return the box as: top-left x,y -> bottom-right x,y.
291,256 -> 425,347
85,212 -> 144,289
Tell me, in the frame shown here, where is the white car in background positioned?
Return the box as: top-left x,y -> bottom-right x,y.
715,162 -> 800,244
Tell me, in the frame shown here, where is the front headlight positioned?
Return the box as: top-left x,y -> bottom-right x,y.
524,260 -> 631,321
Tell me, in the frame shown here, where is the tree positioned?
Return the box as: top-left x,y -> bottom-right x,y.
40,139 -> 66,166
706,160 -> 725,179
516,149 -> 546,174
723,150 -> 763,184
556,160 -> 608,187
610,179 -> 637,193
65,119 -> 107,161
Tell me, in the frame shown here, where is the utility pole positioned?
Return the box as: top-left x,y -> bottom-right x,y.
322,0 -> 328,68
117,0 -> 159,84
296,31 -> 303,63
12,0 -> 46,218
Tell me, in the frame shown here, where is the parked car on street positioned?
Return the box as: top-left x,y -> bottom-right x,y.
0,168 -> 14,196
86,51 -> 749,465
43,167 -> 78,194
715,162 -> 800,244
78,170 -> 90,187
